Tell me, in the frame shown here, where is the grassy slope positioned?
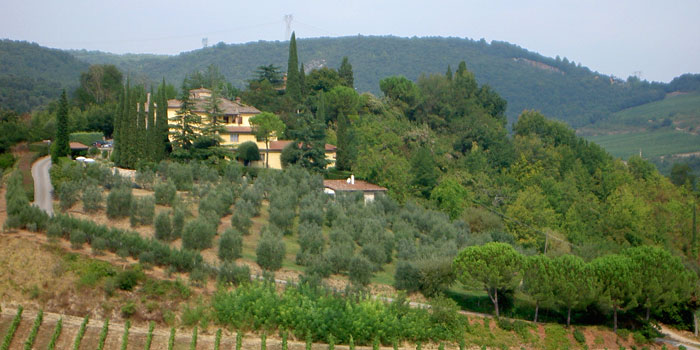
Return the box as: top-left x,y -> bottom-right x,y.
581,92 -> 700,160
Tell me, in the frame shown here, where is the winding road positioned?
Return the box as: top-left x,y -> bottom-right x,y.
31,156 -> 53,216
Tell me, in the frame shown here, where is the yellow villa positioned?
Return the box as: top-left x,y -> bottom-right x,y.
167,88 -> 336,169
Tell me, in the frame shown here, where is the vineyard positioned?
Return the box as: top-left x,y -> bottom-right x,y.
0,306 -> 372,350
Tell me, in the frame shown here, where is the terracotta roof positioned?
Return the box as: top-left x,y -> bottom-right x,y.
323,179 -> 387,192
167,96 -> 261,116
70,142 -> 89,150
225,126 -> 254,133
268,140 -> 337,152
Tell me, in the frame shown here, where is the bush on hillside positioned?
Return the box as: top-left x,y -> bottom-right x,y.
349,255 -> 373,286
171,208 -> 185,239
218,228 -> 243,262
182,218 -> 216,251
154,180 -> 177,205
130,195 -> 155,227
218,262 -> 250,286
106,186 -> 132,218
57,180 -> 81,211
154,211 -> 173,241
82,184 -> 103,213
256,226 -> 286,271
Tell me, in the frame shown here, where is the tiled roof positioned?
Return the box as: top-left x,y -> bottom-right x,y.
323,179 -> 387,192
167,96 -> 261,116
70,142 -> 89,150
268,140 -> 337,152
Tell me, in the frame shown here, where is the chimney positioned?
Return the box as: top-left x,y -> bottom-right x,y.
351,174 -> 355,185
235,96 -> 241,103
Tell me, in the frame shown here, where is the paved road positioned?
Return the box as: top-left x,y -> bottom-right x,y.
31,156 -> 53,216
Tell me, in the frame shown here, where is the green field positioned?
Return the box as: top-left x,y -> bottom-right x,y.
581,92 -> 700,160
588,129 -> 700,159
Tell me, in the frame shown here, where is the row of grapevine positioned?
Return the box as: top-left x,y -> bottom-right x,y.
23,309 -> 43,350
72,315 -> 89,350
1,306 -> 23,350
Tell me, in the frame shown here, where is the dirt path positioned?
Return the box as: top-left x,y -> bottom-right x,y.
657,325 -> 700,350
31,155 -> 53,216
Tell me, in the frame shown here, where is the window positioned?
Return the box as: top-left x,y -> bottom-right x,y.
229,134 -> 239,143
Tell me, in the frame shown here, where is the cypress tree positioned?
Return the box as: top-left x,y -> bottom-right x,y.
113,86 -> 124,164
338,56 -> 354,88
147,87 -> 156,162
51,90 -> 70,162
138,94 -> 147,163
335,111 -> 356,171
315,91 -> 327,124
286,32 -> 301,103
155,78 -> 170,161
299,62 -> 307,98
446,65 -> 453,81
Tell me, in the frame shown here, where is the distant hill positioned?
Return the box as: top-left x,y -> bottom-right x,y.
2,37 -> 697,128
68,36 -> 670,127
0,39 -> 88,113
581,92 -> 700,174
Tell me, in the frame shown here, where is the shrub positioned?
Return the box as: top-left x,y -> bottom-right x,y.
231,200 -> 254,234
154,180 -> 177,205
219,228 -> 243,262
82,184 -> 103,212
107,186 -> 132,218
182,219 -> 217,251
574,328 -> 586,344
135,168 -> 156,190
168,162 -> 194,191
155,211 -> 173,241
394,261 -> 421,293
361,244 -> 386,268
92,237 -> 108,255
115,268 -> 144,291
172,208 -> 185,239
130,195 -> 155,227
305,255 -> 332,278
256,226 -> 286,271
58,180 -> 81,211
70,230 -> 88,249
218,262 -> 250,285
296,223 -> 325,265
349,255 -> 373,286
326,241 -> 355,274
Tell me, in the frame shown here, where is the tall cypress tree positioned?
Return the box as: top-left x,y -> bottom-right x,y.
51,90 -> 70,162
338,57 -> 354,88
113,86 -> 124,164
335,111 -> 356,171
299,62 -> 307,98
137,94 -> 147,163
147,88 -> 156,162
446,65 -> 453,81
286,32 -> 301,103
155,78 -> 170,162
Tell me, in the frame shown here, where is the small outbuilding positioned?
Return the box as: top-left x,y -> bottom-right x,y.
323,175 -> 388,203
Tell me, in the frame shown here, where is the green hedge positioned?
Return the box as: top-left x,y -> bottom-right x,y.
70,132 -> 104,147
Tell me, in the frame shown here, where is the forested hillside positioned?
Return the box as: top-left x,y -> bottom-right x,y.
0,40 -> 88,113
69,36 -> 668,126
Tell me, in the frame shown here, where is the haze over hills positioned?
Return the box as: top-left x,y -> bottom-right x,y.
0,39 -> 88,112
2,36 -> 681,125
68,35 -> 672,127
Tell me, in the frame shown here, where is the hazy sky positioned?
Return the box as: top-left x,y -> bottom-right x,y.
2,0 -> 699,82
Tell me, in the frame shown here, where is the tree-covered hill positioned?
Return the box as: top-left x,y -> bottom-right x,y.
68,36 -> 671,127
0,40 -> 88,113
